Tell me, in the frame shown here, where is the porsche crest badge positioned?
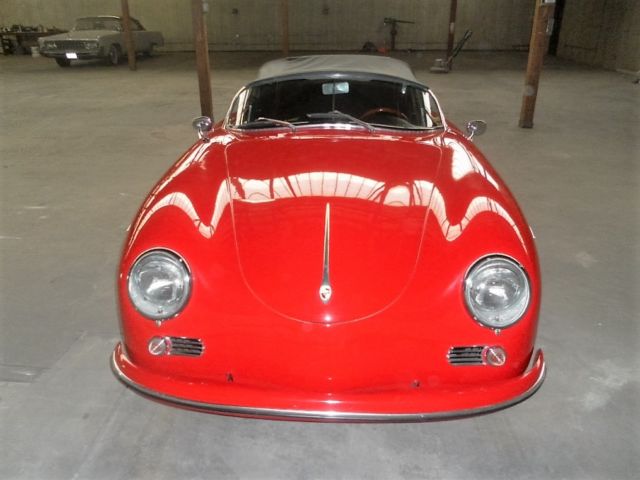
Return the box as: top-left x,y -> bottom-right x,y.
319,283 -> 332,303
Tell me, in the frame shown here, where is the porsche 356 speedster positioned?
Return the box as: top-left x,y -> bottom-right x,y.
111,55 -> 545,421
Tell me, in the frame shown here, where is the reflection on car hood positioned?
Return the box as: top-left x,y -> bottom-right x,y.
40,30 -> 118,41
225,132 -> 442,323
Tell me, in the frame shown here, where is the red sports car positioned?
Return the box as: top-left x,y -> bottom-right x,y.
111,55 -> 545,421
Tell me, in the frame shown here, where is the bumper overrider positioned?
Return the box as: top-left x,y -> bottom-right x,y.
111,343 -> 545,422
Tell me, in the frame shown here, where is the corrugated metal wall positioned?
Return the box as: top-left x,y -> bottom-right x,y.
557,0 -> 640,72
0,0 -> 534,51
4,0 -> 636,71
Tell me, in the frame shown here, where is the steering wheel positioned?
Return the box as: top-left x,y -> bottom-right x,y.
359,107 -> 409,121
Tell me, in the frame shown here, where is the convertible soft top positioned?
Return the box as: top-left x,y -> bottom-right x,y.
256,54 -> 421,85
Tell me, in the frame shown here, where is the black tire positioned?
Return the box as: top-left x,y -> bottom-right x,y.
108,45 -> 121,66
55,57 -> 71,67
143,43 -> 155,57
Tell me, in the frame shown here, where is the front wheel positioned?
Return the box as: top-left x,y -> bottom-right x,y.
143,43 -> 155,57
108,45 -> 121,66
55,57 -> 71,68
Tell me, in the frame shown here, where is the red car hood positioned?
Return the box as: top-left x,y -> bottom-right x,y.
225,132 -> 442,323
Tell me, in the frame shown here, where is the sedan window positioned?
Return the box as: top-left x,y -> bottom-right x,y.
74,18 -> 122,31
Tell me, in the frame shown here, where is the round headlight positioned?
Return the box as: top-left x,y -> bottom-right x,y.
464,256 -> 530,329
128,250 -> 191,320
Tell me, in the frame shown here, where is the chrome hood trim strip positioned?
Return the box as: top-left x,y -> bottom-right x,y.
319,203 -> 332,304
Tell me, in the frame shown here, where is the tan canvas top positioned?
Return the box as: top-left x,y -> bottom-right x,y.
256,55 -> 420,85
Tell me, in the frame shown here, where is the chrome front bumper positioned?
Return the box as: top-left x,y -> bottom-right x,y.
111,343 -> 546,422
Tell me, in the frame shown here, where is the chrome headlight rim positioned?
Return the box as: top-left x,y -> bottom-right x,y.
463,254 -> 531,329
127,248 -> 192,321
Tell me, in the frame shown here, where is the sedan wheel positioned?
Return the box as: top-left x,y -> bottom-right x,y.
108,45 -> 121,66
55,57 -> 71,68
144,43 -> 155,57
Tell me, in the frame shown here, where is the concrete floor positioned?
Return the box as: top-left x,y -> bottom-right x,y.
1,51 -> 638,479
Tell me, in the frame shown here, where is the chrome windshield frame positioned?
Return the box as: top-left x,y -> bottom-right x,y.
224,75 -> 448,132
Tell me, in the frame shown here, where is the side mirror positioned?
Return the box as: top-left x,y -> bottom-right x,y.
465,120 -> 487,140
192,116 -> 213,142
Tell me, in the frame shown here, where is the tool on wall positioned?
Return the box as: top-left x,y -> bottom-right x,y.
383,17 -> 415,51
430,29 -> 473,73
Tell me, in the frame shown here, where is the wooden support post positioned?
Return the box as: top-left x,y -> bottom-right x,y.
519,0 -> 556,128
446,0 -> 457,69
121,0 -> 136,70
281,0 -> 290,56
191,0 -> 213,119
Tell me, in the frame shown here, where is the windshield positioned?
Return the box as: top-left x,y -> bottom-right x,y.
228,78 -> 443,131
74,18 -> 121,31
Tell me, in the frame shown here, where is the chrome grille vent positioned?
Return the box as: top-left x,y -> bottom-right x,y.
57,40 -> 87,50
168,337 -> 204,357
447,346 -> 485,366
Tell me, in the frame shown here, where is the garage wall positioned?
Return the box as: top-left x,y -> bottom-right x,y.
557,0 -> 640,72
0,0 -> 533,52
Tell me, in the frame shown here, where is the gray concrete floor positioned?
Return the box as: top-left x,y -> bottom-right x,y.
1,51 -> 638,480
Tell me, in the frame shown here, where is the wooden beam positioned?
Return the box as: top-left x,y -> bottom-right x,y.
281,0 -> 289,56
519,0 -> 556,128
120,0 -> 136,70
446,0 -> 457,69
191,0 -> 213,119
